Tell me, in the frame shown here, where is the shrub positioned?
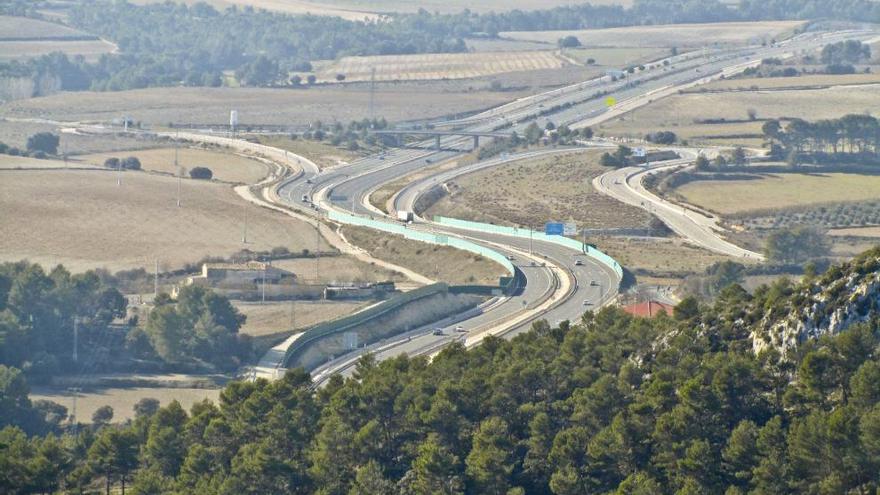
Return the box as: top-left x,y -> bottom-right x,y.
104,157 -> 121,169
122,156 -> 141,170
189,166 -> 213,180
26,132 -> 60,155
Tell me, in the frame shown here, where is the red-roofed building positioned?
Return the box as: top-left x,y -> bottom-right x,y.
623,300 -> 675,318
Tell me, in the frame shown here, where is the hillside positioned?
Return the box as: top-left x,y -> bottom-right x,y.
2,249 -> 880,493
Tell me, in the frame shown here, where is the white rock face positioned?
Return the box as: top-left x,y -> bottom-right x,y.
751,265 -> 880,356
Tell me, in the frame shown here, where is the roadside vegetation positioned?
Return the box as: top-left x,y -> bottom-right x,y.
5,248 -> 880,493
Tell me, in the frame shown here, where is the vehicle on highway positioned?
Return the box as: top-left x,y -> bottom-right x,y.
432,328 -> 444,336
455,325 -> 466,333
583,300 -> 592,306
574,260 -> 584,266
305,178 -> 313,184
506,255 -> 515,261
301,194 -> 309,202
397,210 -> 414,223
590,280 -> 599,286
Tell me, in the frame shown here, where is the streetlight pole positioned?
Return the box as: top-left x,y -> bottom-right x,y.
315,222 -> 320,282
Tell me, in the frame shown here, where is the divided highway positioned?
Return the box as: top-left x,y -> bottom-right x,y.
266,27 -> 876,379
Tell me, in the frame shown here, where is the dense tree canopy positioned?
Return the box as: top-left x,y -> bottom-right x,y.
4,249 -> 880,493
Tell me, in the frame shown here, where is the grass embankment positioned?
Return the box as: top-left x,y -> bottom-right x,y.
341,225 -> 507,286
425,150 -> 651,230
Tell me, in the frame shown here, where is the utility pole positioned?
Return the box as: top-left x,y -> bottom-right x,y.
261,264 -> 266,304
117,159 -> 122,186
529,227 -> 533,256
69,387 -> 81,437
242,203 -> 248,243
368,67 -> 376,124
175,129 -> 181,207
72,317 -> 79,363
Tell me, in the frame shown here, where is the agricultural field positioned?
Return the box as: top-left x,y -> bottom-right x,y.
0,15 -> 88,39
129,0 -> 381,20
236,300 -> 371,337
598,84 -> 880,147
30,386 -> 221,423
254,135 -> 362,169
702,73 -> 880,91
424,150 -> 652,230
673,173 -> 880,216
0,39 -> 116,62
561,47 -> 667,67
76,147 -> 270,184
313,50 -> 567,83
0,169 -> 331,272
0,83 -> 531,126
0,15 -> 115,61
341,225 -> 507,286
260,0 -> 632,15
501,21 -> 805,48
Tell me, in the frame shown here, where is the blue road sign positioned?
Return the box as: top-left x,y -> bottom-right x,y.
545,223 -> 564,236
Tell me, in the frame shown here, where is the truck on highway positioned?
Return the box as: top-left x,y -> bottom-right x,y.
397,210 -> 414,223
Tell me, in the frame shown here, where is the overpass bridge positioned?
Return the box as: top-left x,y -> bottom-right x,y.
371,129 -> 511,150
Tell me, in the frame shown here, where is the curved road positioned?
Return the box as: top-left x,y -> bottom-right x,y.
267,27 -> 874,379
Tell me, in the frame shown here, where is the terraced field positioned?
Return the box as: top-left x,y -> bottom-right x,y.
314,50 -> 568,83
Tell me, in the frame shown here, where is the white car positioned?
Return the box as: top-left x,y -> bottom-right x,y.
455,325 -> 466,333
574,260 -> 584,266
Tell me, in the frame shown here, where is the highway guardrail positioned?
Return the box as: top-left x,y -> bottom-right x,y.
432,216 -> 623,292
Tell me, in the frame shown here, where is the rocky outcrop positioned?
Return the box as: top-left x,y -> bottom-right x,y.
751,251 -> 880,356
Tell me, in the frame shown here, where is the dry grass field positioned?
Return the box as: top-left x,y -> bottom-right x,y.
1,84 -> 531,126
0,15 -> 87,39
563,47 -> 667,66
0,15 -> 116,61
254,136 -> 362,169
341,225 -> 507,286
702,73 -> 880,91
266,0 -> 632,14
30,386 -> 221,423
425,150 -> 652,230
595,235 -> 733,277
0,154 -> 95,170
829,226 -> 880,238
314,50 -> 567,83
598,84 -> 880,146
236,300 -> 370,337
272,255 -> 406,284
502,21 -> 804,48
675,173 -> 880,215
77,147 -> 269,184
0,169 -> 331,272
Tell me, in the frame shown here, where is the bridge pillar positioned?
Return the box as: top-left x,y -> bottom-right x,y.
435,135 -> 441,151
473,135 -> 479,150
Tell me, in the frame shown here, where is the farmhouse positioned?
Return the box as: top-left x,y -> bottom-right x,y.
187,261 -> 296,288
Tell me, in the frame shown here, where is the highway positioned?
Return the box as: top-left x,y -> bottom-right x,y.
264,27 -> 875,379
